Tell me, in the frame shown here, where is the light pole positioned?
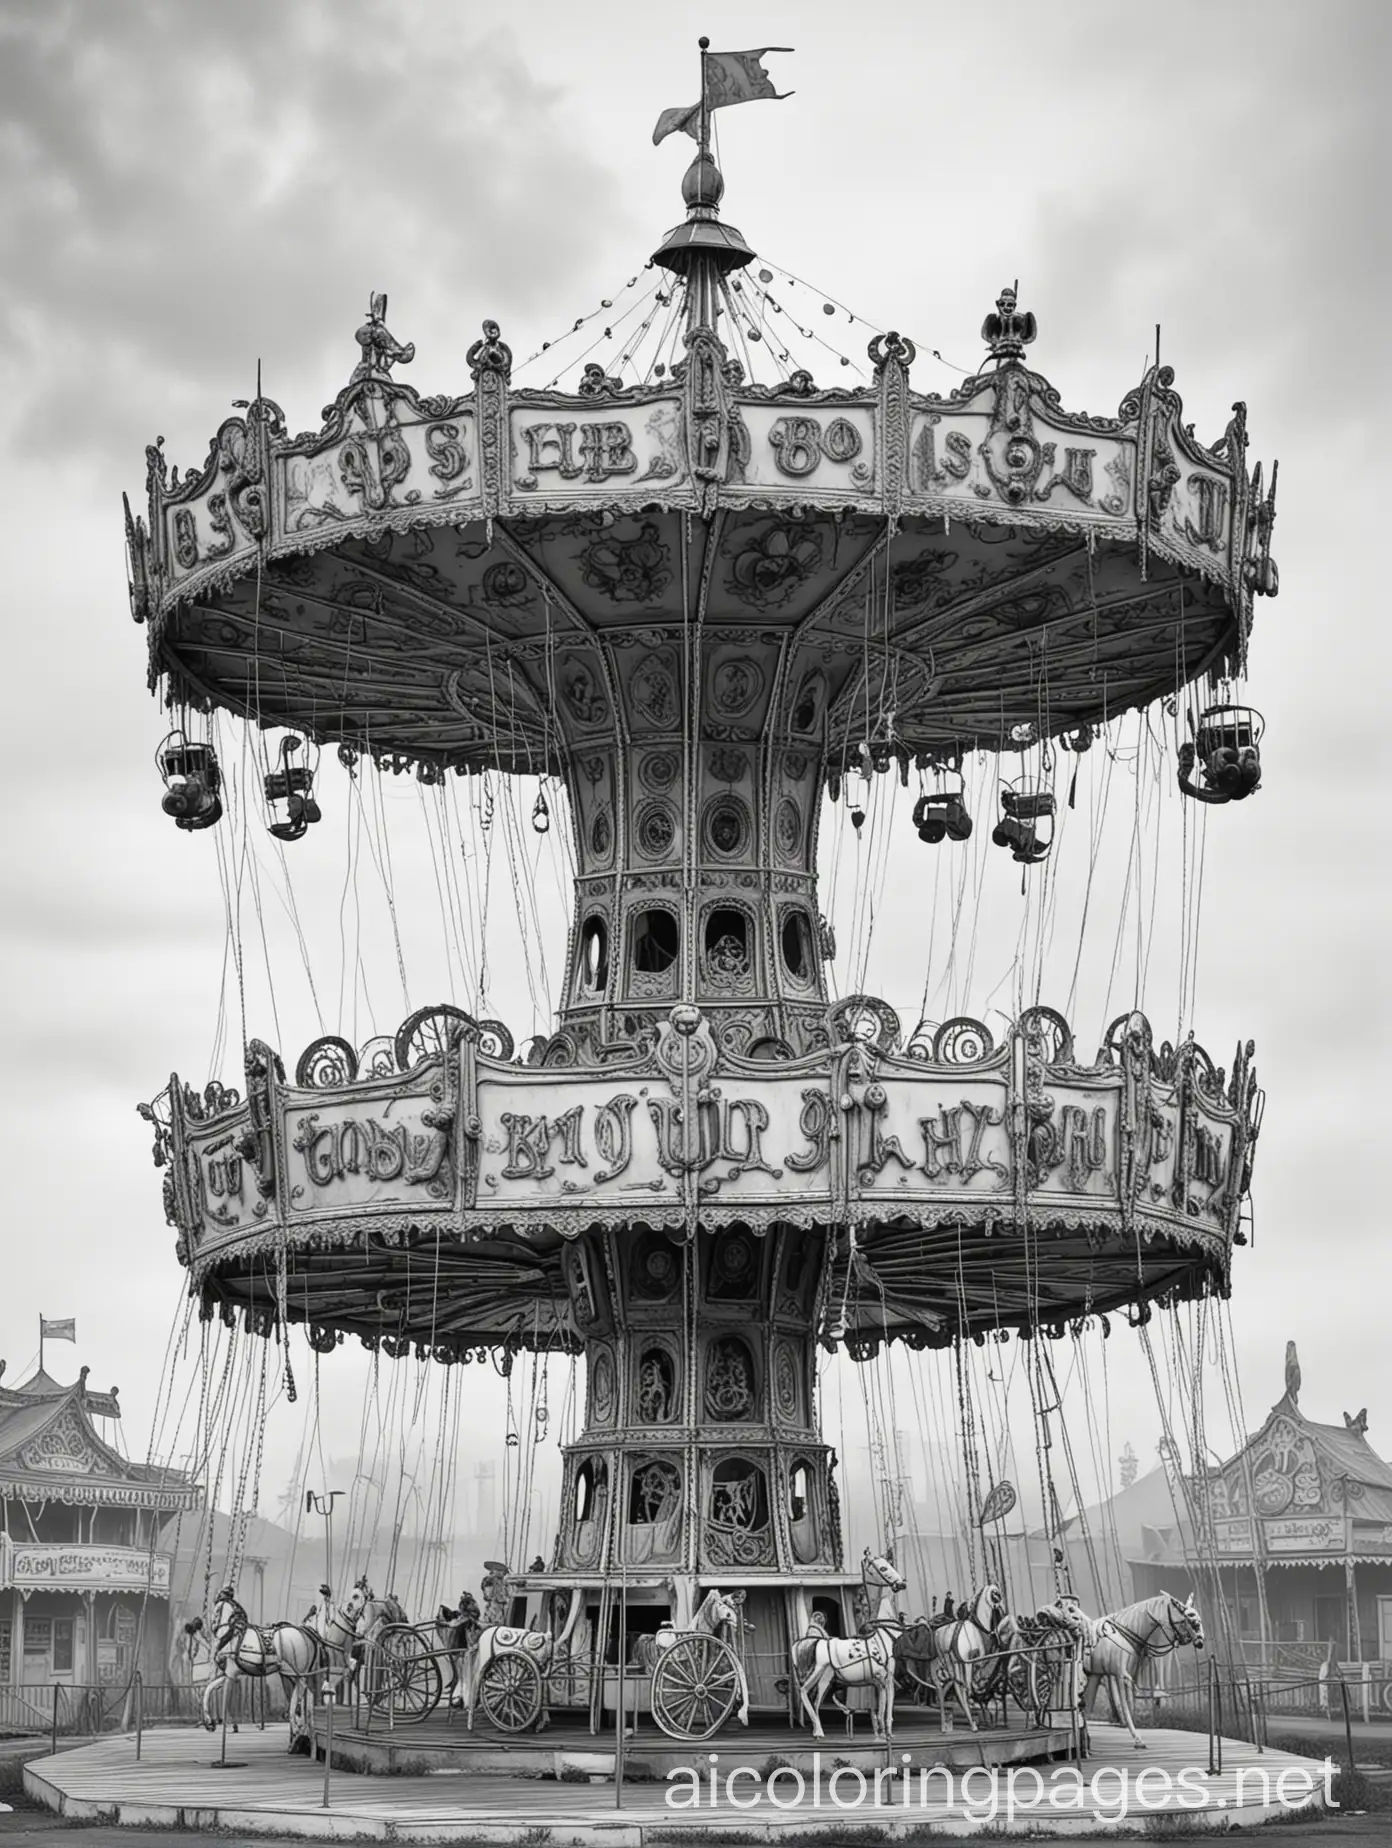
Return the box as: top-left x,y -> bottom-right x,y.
305,1491 -> 344,1592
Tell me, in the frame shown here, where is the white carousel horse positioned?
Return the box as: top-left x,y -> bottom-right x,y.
925,1583 -> 1006,1733
1065,1592 -> 1205,1749
463,1585 -> 584,1731
202,1580 -> 369,1747
630,1587 -> 751,1726
347,1577 -> 410,1692
794,1548 -> 907,1740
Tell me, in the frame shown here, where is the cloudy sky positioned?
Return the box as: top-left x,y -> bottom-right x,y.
1,0 -> 1387,1582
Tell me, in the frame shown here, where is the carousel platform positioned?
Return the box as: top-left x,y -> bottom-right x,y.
310,1705 -> 1073,1780
23,1721 -> 1331,1841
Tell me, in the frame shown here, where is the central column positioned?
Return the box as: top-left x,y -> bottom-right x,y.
548,1222 -> 852,1701
556,680 -> 832,1059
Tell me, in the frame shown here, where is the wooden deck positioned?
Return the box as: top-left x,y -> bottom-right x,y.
317,1704 -> 1075,1779
22,1722 -> 1333,1840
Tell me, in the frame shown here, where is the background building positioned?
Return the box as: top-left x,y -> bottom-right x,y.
0,1356 -> 201,1703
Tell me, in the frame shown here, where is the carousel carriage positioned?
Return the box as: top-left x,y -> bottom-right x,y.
360,1620 -> 445,1721
404,1573 -> 750,1741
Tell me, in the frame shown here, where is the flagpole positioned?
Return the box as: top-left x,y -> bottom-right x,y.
697,36 -> 710,160
38,1315 -> 43,1376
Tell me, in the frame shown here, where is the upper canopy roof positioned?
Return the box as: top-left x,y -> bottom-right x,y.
126,155 -> 1278,778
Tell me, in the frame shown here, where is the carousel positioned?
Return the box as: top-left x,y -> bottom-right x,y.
128,44 -> 1274,1771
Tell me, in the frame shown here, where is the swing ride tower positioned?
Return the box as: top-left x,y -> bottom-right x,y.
129,84 -> 1275,1721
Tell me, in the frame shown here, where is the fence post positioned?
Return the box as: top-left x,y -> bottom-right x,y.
1339,1677 -> 1356,1779
614,1576 -> 627,1812
1362,1661 -> 1372,1726
1206,1658 -> 1216,1777
135,1673 -> 143,1762
321,1684 -> 334,1809
51,1682 -> 59,1759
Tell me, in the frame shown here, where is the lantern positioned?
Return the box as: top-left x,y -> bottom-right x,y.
157,731 -> 223,831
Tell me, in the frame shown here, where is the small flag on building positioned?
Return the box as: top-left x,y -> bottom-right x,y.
653,48 -> 794,146
41,1318 -> 76,1342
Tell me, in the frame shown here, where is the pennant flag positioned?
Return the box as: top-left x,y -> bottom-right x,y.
653,48 -> 794,145
41,1317 -> 76,1342
978,1480 -> 1017,1526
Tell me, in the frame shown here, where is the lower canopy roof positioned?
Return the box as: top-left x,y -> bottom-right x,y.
193,1210 -> 1226,1363
164,1002 -> 1254,1362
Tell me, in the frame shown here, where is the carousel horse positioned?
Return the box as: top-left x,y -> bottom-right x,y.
794,1548 -> 907,1740
1064,1592 -> 1205,1749
435,1590 -> 482,1707
922,1583 -> 1006,1733
202,1579 -> 369,1749
630,1588 -> 752,1726
462,1585 -> 584,1731
348,1577 -> 410,1691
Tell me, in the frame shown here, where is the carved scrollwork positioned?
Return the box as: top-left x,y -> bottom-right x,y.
868,330 -> 917,369
932,1017 -> 996,1064
1019,1006 -> 1074,1066
296,1036 -> 359,1089
357,1035 -> 398,1079
395,1004 -> 478,1071
476,1019 -> 515,1061
826,995 -> 901,1052
704,1336 -> 756,1419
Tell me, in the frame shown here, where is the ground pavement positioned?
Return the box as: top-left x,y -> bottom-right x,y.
15,1719 -> 1339,1842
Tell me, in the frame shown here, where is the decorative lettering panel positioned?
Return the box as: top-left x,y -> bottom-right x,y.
1264,1515 -> 1347,1555
3,1544 -> 173,1595
1151,439 -> 1233,567
736,404 -> 875,494
508,401 -> 685,498
183,1109 -> 260,1245
906,398 -> 1133,523
856,1080 -> 1011,1201
279,411 -> 478,534
283,1086 -> 455,1219
1030,1084 -> 1119,1201
1212,1517 -> 1257,1554
474,1073 -> 830,1214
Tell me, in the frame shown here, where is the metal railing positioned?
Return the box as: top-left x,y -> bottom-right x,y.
0,1677 -> 282,1744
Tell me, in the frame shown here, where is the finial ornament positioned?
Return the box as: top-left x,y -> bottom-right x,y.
982,285 -> 1037,364
352,293 -> 415,383
467,319 -> 512,377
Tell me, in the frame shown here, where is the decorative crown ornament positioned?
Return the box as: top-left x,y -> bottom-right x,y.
982,285 -> 1037,364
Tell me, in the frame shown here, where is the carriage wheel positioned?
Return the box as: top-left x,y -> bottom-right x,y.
367,1629 -> 441,1720
971,1652 -> 1006,1707
478,1652 -> 543,1733
1005,1651 -> 1042,1719
651,1635 -> 740,1741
